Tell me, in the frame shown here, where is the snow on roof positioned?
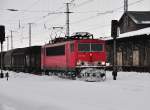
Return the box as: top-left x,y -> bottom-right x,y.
103,27 -> 150,41
141,21 -> 150,24
119,27 -> 150,38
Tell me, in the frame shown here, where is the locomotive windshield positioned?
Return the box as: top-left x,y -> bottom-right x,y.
78,43 -> 103,52
78,43 -> 90,52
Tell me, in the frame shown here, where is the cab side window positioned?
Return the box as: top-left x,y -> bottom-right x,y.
46,45 -> 65,56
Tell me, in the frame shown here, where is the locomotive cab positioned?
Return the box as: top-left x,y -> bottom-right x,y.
74,40 -> 107,81
69,32 -> 106,68
76,41 -> 106,68
67,32 -> 107,81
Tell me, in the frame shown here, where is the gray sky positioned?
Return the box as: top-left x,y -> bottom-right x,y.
0,0 -> 150,50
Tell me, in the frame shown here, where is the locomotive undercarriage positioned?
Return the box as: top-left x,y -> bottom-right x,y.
42,66 -> 106,81
42,68 -> 77,80
76,67 -> 106,81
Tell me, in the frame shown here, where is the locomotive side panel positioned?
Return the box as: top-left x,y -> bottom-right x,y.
42,43 -> 68,71
67,41 -> 77,70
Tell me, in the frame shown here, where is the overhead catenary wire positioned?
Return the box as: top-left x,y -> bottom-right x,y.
33,0 -> 94,24
2,0 -> 146,50
79,24 -> 110,31
2,0 -> 43,37
70,0 -> 144,26
69,0 -> 145,38
3,0 -> 144,30
70,0 -> 95,10
32,0 -> 145,40
5,0 -> 43,20
2,0 -> 145,25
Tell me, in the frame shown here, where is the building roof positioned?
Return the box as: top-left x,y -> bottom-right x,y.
119,26 -> 150,38
125,11 -> 150,24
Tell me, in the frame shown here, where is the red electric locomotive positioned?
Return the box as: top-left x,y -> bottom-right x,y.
41,32 -> 107,81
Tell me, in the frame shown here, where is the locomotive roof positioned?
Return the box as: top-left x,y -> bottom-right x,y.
47,32 -> 95,44
44,38 -> 105,47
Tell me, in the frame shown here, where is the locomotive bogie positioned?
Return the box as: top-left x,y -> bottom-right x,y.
80,68 -> 106,81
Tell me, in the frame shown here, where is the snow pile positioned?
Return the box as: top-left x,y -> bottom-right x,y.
0,104 -> 15,110
4,71 -> 66,81
0,71 -> 150,110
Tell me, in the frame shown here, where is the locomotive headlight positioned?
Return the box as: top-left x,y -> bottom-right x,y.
101,61 -> 106,65
106,63 -> 110,66
84,61 -> 88,66
77,60 -> 81,65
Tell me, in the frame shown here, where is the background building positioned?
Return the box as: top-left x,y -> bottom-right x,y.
106,11 -> 150,72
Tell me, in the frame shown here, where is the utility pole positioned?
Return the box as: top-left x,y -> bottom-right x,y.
111,20 -> 119,80
124,0 -> 128,12
1,42 -> 3,76
10,30 -> 13,49
124,0 -> 128,32
28,23 -> 33,47
6,36 -> 9,51
65,3 -> 72,38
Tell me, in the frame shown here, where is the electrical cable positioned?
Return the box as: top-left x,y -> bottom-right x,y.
69,0 -> 145,25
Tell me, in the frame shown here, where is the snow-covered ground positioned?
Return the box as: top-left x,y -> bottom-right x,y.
0,71 -> 150,110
